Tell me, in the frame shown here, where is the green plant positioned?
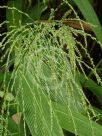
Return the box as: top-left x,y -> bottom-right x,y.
0,0 -> 102,136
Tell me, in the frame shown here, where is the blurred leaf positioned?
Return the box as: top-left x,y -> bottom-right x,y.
72,0 -> 102,46
0,72 -> 11,84
6,0 -> 23,30
7,117 -> 21,136
22,1 -> 48,24
0,115 -> 22,136
78,73 -> 102,103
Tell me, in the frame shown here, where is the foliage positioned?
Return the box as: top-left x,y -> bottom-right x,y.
0,0 -> 102,136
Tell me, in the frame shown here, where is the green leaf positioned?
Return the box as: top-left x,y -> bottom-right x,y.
0,72 -> 12,84
39,61 -> 86,114
14,70 -> 64,136
22,1 -> 48,24
0,115 -> 22,136
6,0 -> 23,30
53,102 -> 102,136
7,117 -> 21,136
72,0 -> 102,46
13,69 -> 102,136
78,73 -> 102,103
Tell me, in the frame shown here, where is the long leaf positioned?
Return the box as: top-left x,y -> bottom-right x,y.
78,73 -> 102,103
53,102 -> 102,136
6,0 -> 23,30
14,70 -> 64,136
22,1 -> 48,24
72,0 -> 102,46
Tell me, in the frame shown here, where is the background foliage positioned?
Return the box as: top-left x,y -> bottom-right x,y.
0,0 -> 102,136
